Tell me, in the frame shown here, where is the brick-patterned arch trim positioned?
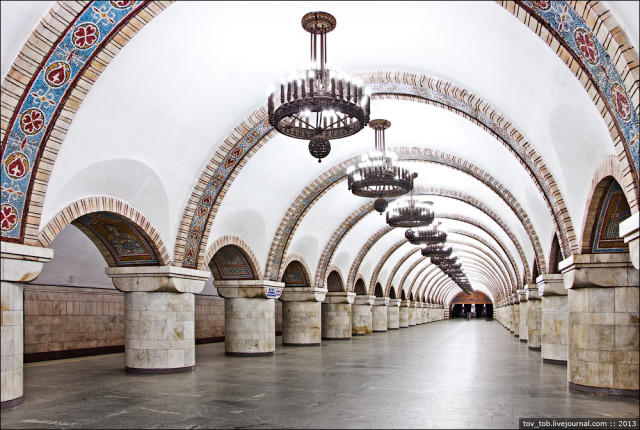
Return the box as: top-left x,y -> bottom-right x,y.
369,239 -> 410,293
393,257 -> 433,299
325,264 -> 346,292
348,226 -> 394,291
37,196 -> 170,266
268,150 -> 541,284
203,235 -> 261,280
580,155 -> 636,253
382,247 -> 421,296
499,1 -> 639,205
448,243 -> 513,292
280,253 -> 313,286
1,1 -> 172,244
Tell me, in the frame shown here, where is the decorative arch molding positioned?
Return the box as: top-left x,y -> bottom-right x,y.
1,1 -> 172,244
413,265 -> 441,299
368,239 -> 408,294
37,196 -> 170,267
580,155 -> 636,253
267,152 -> 540,285
203,235 -> 261,280
389,254 -> 429,298
325,264 -> 346,292
449,246 -> 513,293
280,253 -> 313,285
349,225 -> 394,291
498,1 -> 639,202
381,247 -> 422,296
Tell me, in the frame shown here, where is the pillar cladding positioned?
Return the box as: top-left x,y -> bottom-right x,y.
408,301 -> 417,326
561,253 -> 639,396
387,298 -> 401,329
352,295 -> 375,335
527,284 -> 542,351
399,300 -> 410,327
620,213 -> 639,270
215,280 -> 284,356
538,274 -> 567,364
518,289 -> 529,343
322,292 -> 355,339
512,293 -> 520,337
414,302 -> 423,325
107,266 -> 209,371
372,297 -> 389,332
1,243 -> 53,409
280,287 -> 327,346
421,303 -> 428,324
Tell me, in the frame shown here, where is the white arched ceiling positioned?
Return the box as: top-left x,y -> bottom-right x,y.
2,2 -> 637,302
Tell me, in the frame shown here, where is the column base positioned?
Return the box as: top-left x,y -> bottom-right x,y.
372,330 -> 387,333
322,337 -> 352,340
568,382 -> 639,397
352,333 -> 366,336
528,346 -> 541,351
543,358 -> 566,365
225,351 -> 274,357
387,327 -> 399,330
283,342 -> 321,347
514,334 -> 519,338
125,366 -> 195,374
519,339 -> 527,342
1,396 -> 24,410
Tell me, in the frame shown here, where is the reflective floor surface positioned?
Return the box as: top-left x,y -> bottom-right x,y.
2,319 -> 638,429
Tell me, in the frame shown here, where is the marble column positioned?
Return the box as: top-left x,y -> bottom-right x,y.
512,293 -> 520,337
352,295 -> 375,335
560,253 -> 639,396
517,289 -> 528,343
538,274 -> 567,364
414,302 -> 423,325
399,299 -> 410,328
408,300 -> 416,326
322,292 -> 355,339
107,266 -> 209,370
526,283 -> 542,351
372,297 -> 388,332
620,213 -> 638,270
215,280 -> 284,356
387,298 -> 401,329
1,243 -> 53,409
279,287 -> 327,346
421,302 -> 428,324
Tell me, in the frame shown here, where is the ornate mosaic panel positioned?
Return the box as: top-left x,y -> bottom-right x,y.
1,1 -> 146,242
592,181 -> 631,253
75,212 -> 158,265
354,279 -> 366,295
326,271 -> 343,292
211,245 -> 255,279
450,291 -> 492,304
282,261 -> 308,287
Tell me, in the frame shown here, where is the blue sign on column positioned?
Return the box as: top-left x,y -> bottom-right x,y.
265,287 -> 281,299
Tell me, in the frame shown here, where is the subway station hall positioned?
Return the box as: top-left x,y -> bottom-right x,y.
1,1 -> 640,429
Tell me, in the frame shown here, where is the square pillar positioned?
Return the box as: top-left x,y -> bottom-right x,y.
352,295 -> 375,335
538,274 -> 567,364
560,253 -> 639,396
526,283 -> 542,351
620,213 -> 639,270
322,292 -> 355,339
399,300 -> 410,327
517,289 -> 528,343
1,243 -> 52,409
387,298 -> 401,329
512,293 -> 520,337
215,280 -> 284,356
107,266 -> 209,371
372,297 -> 388,332
279,287 -> 327,346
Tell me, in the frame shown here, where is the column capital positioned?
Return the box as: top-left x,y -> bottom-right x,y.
323,291 -> 356,304
619,213 -> 639,270
373,297 -> 389,306
536,273 -> 566,296
512,292 -> 520,303
1,242 -> 53,283
517,289 -> 528,301
279,286 -> 327,302
106,266 -> 209,293
525,283 -> 541,300
353,295 -> 375,305
559,253 -> 638,289
388,298 -> 401,307
400,299 -> 411,307
215,279 -> 285,299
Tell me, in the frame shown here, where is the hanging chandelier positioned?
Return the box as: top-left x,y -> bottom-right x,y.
267,12 -> 370,162
406,222 -> 447,246
421,243 -> 452,258
347,119 -> 414,213
387,180 -> 434,228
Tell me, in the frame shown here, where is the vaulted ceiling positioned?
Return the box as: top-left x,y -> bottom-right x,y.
2,1 -> 638,305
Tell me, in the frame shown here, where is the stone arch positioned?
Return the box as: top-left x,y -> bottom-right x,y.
400,289 -> 407,300
349,226 -> 394,290
389,285 -> 397,299
374,282 -> 384,297
204,236 -> 261,280
281,260 -> 311,288
581,177 -> 632,254
326,266 -> 345,292
1,1 -> 171,245
549,233 -> 563,274
354,278 -> 367,295
280,253 -> 313,287
37,196 -> 170,267
383,247 -> 422,295
369,239 -> 406,293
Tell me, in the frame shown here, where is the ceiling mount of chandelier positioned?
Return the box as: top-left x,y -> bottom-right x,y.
347,119 -> 414,213
267,11 -> 370,162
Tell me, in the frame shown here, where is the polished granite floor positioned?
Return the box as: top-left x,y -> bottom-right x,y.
2,319 -> 638,429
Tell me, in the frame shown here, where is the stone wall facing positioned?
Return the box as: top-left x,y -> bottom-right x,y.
23,284 -> 282,361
